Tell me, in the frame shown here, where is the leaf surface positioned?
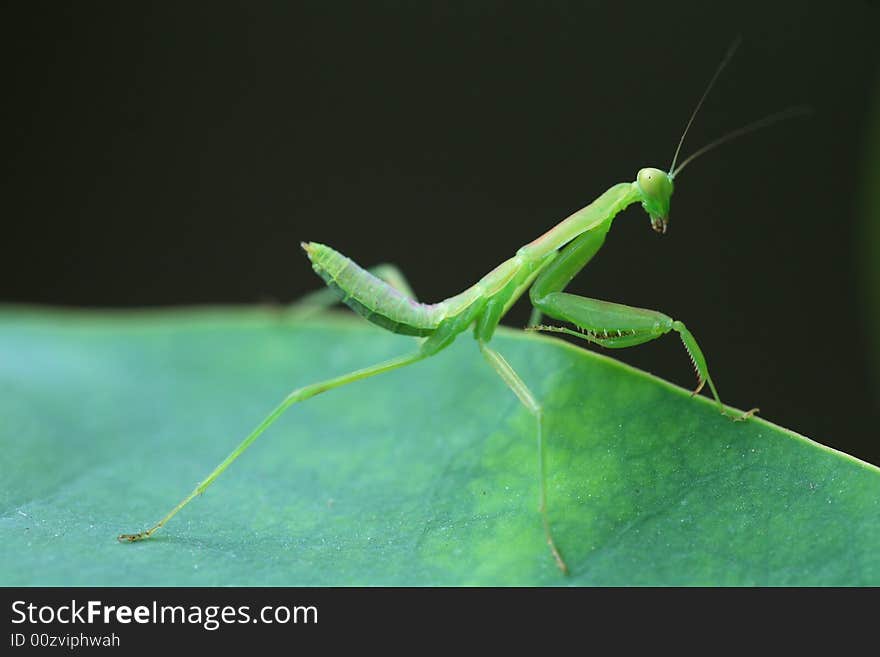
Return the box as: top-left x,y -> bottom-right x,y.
1,308 -> 877,585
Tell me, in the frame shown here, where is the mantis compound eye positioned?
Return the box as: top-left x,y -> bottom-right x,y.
636,168 -> 671,198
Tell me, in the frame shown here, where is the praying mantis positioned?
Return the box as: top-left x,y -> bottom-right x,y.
119,40 -> 806,574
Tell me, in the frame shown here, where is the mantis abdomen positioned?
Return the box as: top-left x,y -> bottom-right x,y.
302,241 -> 440,336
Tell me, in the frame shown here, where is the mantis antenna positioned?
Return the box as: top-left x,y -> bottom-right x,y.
669,105 -> 812,179
668,36 -> 743,175
667,36 -> 812,180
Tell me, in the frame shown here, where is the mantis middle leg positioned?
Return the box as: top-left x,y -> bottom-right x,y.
478,339 -> 567,573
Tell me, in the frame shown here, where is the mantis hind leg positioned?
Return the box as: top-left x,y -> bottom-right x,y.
478,340 -> 568,574
530,292 -> 758,421
289,263 -> 418,319
118,349 -> 428,542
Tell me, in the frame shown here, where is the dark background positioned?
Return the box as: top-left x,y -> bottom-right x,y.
2,3 -> 878,463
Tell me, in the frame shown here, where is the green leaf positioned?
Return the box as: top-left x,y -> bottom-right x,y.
1,307 -> 878,585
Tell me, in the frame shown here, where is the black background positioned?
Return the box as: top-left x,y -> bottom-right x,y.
2,3 -> 878,463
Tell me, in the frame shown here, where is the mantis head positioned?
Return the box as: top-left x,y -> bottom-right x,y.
636,167 -> 674,235
637,37 -> 807,238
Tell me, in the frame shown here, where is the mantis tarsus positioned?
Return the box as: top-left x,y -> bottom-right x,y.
120,40 -> 806,574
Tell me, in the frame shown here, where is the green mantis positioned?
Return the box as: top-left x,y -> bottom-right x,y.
119,40 -> 805,574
